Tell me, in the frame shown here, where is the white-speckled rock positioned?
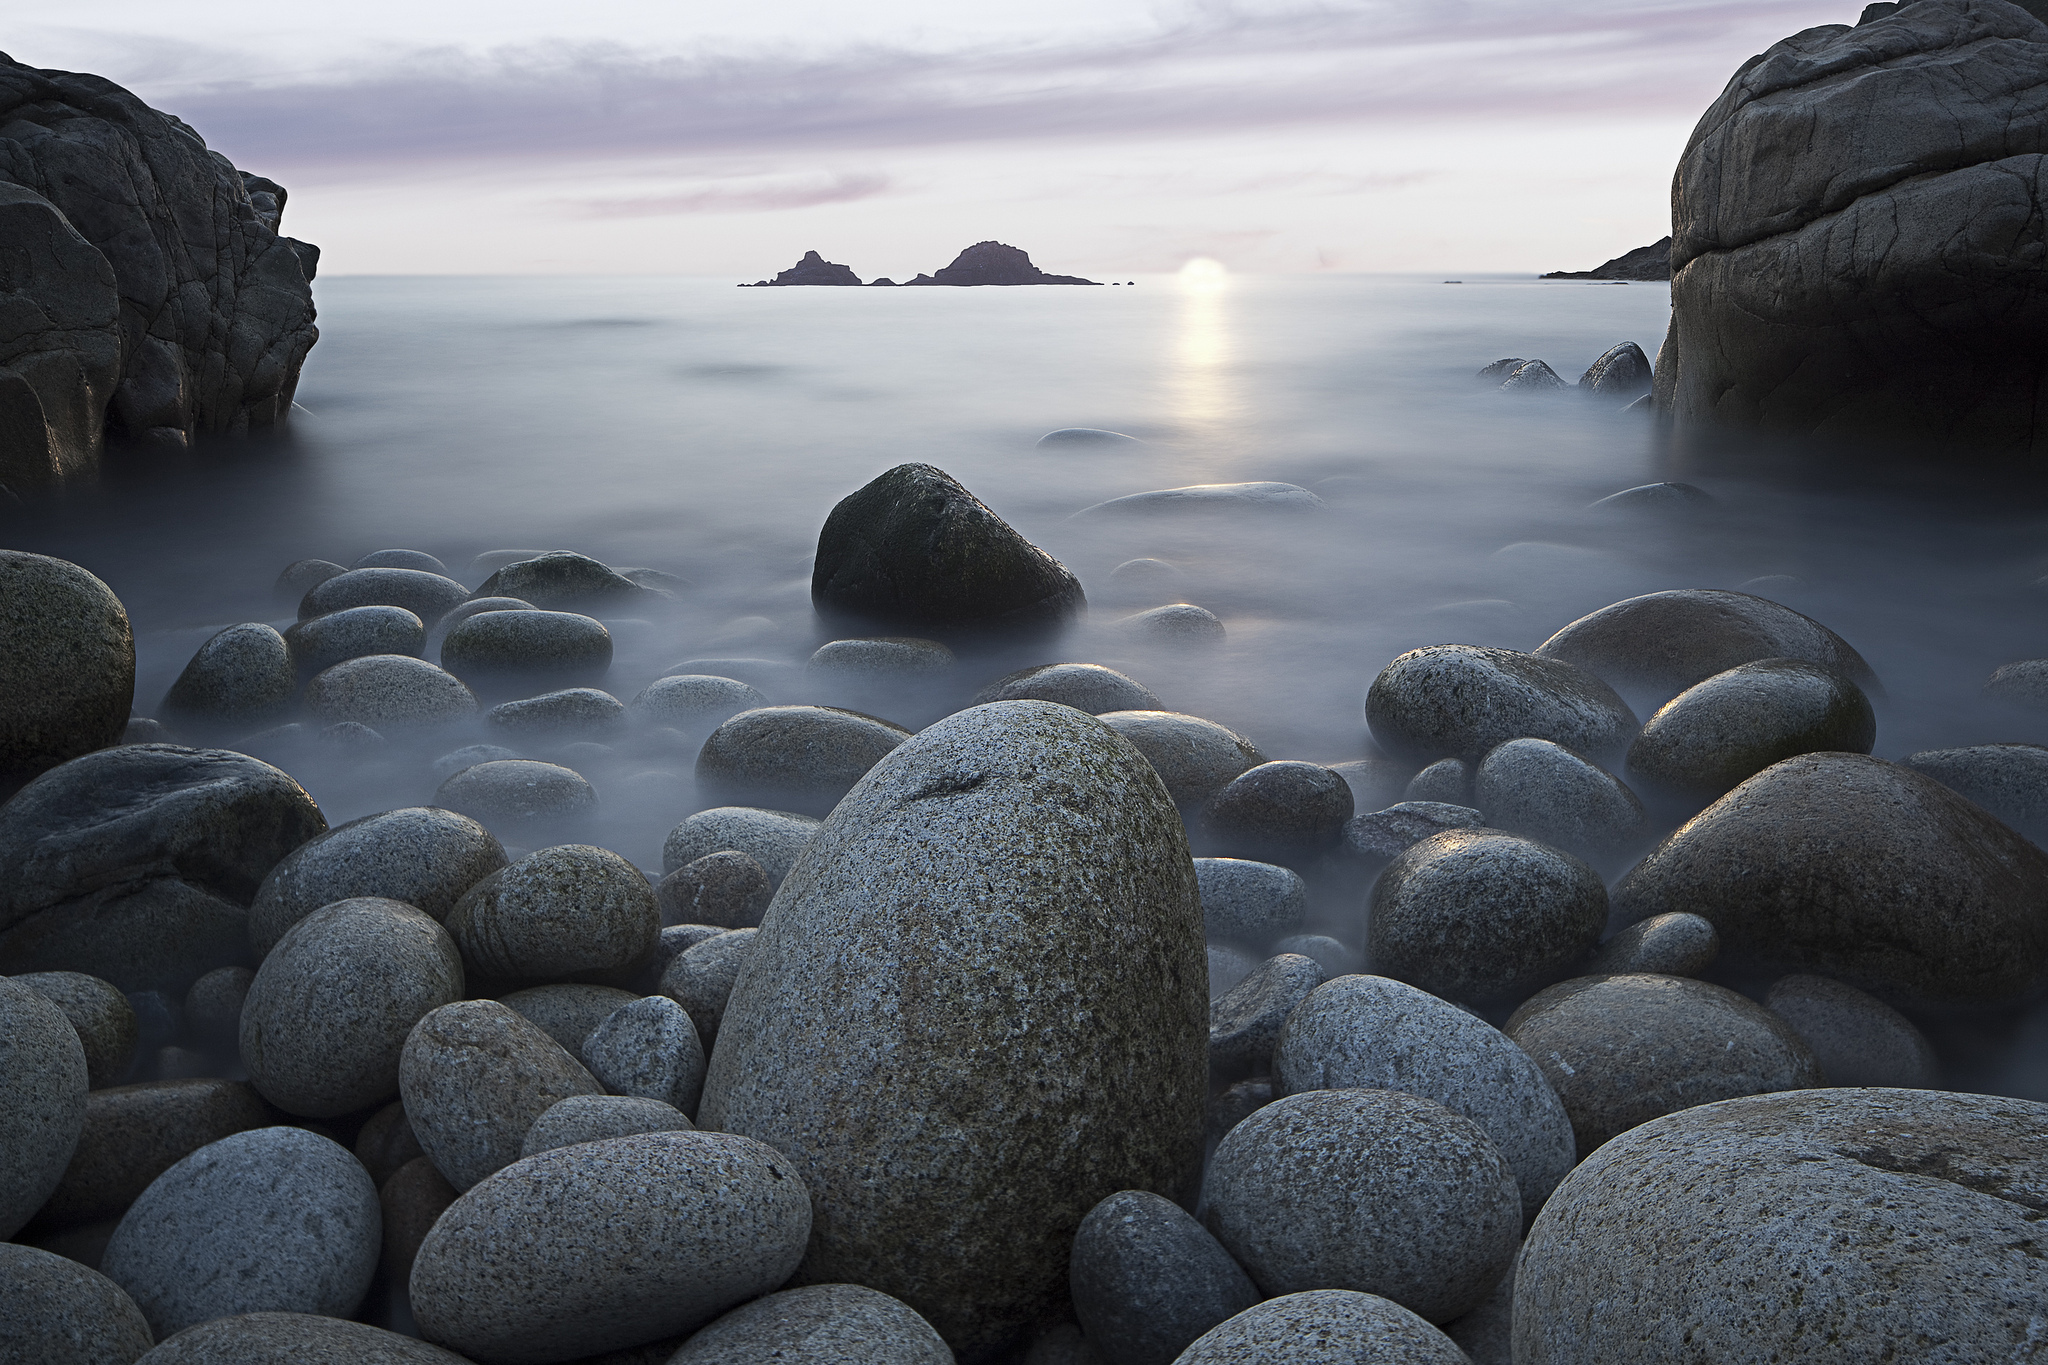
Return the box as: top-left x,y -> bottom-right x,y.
630,674 -> 766,731
14,970 -> 137,1087
283,605 -> 425,677
1586,912 -> 1719,978
661,806 -> 822,889
1193,859 -> 1307,947
1121,604 -> 1226,645
0,1239 -> 153,1365
160,624 -> 294,727
658,927 -> 755,1045
1764,974 -> 1939,1089
303,656 -> 477,730
498,983 -> 638,1055
246,807 -> 507,955
519,1093 -> 693,1157
1474,738 -> 1646,860
971,662 -> 1159,714
694,705 -> 913,816
439,609 -> 612,693
581,995 -> 707,1116
1097,711 -> 1265,808
443,844 -> 659,984
1367,645 -> 1638,765
1173,1290 -> 1470,1364
299,568 -> 469,626
1209,954 -> 1324,1082
434,760 -> 597,827
0,976 -> 88,1238
1070,1189 -> 1258,1365
135,1311 -> 469,1363
669,1283 -> 953,1365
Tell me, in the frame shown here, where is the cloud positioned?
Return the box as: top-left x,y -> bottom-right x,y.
573,172 -> 893,217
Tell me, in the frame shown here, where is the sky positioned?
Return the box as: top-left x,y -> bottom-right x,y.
10,1 -> 1859,276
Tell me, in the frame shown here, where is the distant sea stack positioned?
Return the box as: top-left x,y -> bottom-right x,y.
1541,239 -> 1671,282
901,242 -> 1100,287
741,251 -> 863,287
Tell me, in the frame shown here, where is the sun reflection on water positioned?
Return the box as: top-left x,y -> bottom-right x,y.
1169,258 -> 1237,454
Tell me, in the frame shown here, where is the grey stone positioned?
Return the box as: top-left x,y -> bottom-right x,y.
246,806 -> 506,954
670,1283 -> 952,1365
1276,973 -> 1576,1224
303,656 -> 477,730
440,610 -> 612,692
377,1155 -> 458,1287
1765,973 -> 1939,1088
1173,1290 -> 1470,1364
1475,737 -> 1646,860
0,180 -> 120,489
1198,762 -> 1352,864
0,1241 -> 152,1365
666,658 -> 800,698
469,550 -> 544,577
240,897 -> 464,1118
30,1079 -> 275,1230
99,1126 -> 379,1338
1513,1088 -> 2048,1363
1986,659 -> 2048,709
1038,427 -> 1142,447
353,549 -> 445,574
1121,604 -> 1226,644
1203,1089 -> 1521,1323
1193,859 -> 1308,947
1339,801 -> 1484,870
1476,358 -> 1526,382
1506,973 -> 1822,1154
1402,757 -> 1471,805
519,1093 -> 693,1158
1611,753 -> 2048,1008
1097,711 -> 1266,808
434,760 -> 596,827
1,877 -> 254,996
427,595 -> 533,646
1626,658 -> 1875,803
1444,1267 -> 1512,1365
180,967 -> 248,1052
1069,1189 -> 1258,1365
445,845 -> 659,984
1206,1077 -> 1276,1145
408,1131 -> 812,1363
1585,482 -> 1711,514
656,851 -> 772,929
486,688 -> 624,738
1586,912 -> 1718,977
1074,482 -> 1324,517
661,807 -> 820,887
808,636 -> 957,683
274,560 -> 344,601
700,701 -> 1206,1362
1329,756 -> 1414,813
1576,342 -> 1653,398
1105,557 -> 1189,604
299,569 -> 468,626
581,995 -> 707,1116
429,744 -> 522,781
629,674 -> 765,731
812,463 -> 1086,635
1498,359 -> 1567,392
1901,742 -> 2048,839
0,551 -> 133,780
282,606 -> 423,676
658,927 -> 756,1045
1273,935 -> 1358,978
398,999 -> 602,1191
354,1100 -> 425,1188
972,662 -> 1160,714
1368,829 -> 1607,1007
694,705 -> 912,816
158,625 -> 293,727
120,719 -> 171,745
1367,645 -> 1638,765
471,552 -> 663,614
138,1312 -> 469,1363
1209,954 -> 1324,1081
1,977 -> 89,1238
1206,944 -> 1260,1002
17,971 -> 137,1087
499,984 -> 639,1056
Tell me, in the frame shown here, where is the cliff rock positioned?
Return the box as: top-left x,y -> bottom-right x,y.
1540,239 -> 1671,281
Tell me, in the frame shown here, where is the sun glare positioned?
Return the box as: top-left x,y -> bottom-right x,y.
1178,257 -> 1229,289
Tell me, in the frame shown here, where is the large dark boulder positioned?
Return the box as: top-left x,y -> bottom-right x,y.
903,241 -> 1100,285
1652,1 -> 2048,458
0,52 -> 318,458
0,183 -> 120,490
0,550 -> 133,782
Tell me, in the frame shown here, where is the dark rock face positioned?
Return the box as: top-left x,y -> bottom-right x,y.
0,550 -> 133,782
0,183 -> 120,489
746,250 -> 863,286
812,464 -> 1086,635
1577,343 -> 1654,399
904,241 -> 1100,286
0,53 -> 318,458
1651,2 -> 2048,458
1539,238 -> 1671,281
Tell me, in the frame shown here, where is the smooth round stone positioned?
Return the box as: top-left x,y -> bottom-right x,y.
807,636 -> 957,682
630,674 -> 766,731
972,662 -> 1160,714
182,966 -> 252,1051
1121,603 -> 1226,644
1198,762 -> 1353,863
1626,658 -> 1876,802
247,806 -> 506,955
0,1241 -> 153,1365
1369,829 -> 1608,1006
662,807 -> 821,887
667,657 -> 799,697
671,1284 -> 950,1364
31,1080 -> 276,1230
499,983 -> 638,1055
1070,1190 -> 1259,1365
355,1100 -> 426,1187
159,624 -> 293,726
1341,801 -> 1485,869
1506,974 -> 1822,1153
694,705 -> 912,816
1474,738 -> 1645,859
429,743 -> 522,781
1,877 -> 253,996
631,924 -> 729,995
99,1126 -> 379,1339
1610,753 -> 2048,1008
581,994 -> 707,1115
659,928 -> 756,1044
303,656 -> 476,730
520,1093 -> 694,1158
1174,1290 -> 1470,1364
1207,943 -> 1260,1001
1097,710 -> 1266,808
1193,858 -> 1308,947
0,978 -> 89,1239
1038,427 -> 1142,447
445,844 -> 659,983
433,760 -> 596,826
399,1000 -> 601,1191
656,851 -> 773,929
318,721 -> 384,751
352,548 -> 446,574
470,550 -> 661,612
439,609 -> 612,691
282,606 -> 423,675
240,898 -> 465,1118
299,568 -> 469,626
1209,953 -> 1325,1081
1764,974 -> 1939,1088
408,1131 -> 812,1363
273,558 -> 344,601
1076,482 -> 1324,516
428,595 -> 533,644
0,550 -> 134,781
1274,934 -> 1357,978
485,687 -> 624,736
136,1311 -> 470,1363
1367,645 -> 1639,765
1987,659 -> 2048,709
1106,557 -> 1188,602
1276,974 -> 1576,1225
1901,742 -> 2048,839
16,971 -> 137,1087
1513,1089 -> 2048,1364
378,1156 -> 459,1286
1204,1089 -> 1521,1322
1403,757 -> 1471,805
1587,912 -> 1719,977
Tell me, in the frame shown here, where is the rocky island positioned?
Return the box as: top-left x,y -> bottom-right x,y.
1539,238 -> 1671,282
744,241 -> 1099,288
740,251 -> 864,286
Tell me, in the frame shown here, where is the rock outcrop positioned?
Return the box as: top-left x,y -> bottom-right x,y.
0,52 -> 318,485
1540,238 -> 1671,281
743,251 -> 863,286
903,241 -> 1099,286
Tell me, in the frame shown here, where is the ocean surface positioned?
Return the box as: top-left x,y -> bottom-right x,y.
7,271 -> 2048,1093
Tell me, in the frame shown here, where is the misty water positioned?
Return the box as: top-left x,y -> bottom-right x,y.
8,270 -> 2048,1096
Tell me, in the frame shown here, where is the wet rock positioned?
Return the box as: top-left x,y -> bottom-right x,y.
0,548 -> 134,782
471,551 -> 662,613
486,687 -> 625,737
1069,1189 -> 1259,1365
137,1312 -> 470,1363
1474,738 -> 1646,860
377,1154 -> 457,1285
1586,482 -> 1712,513
1576,341 -> 1653,398
408,1130 -> 812,1363
0,1241 -> 153,1365
30,1079 -> 275,1229
429,743 -> 522,781
669,1283 -> 952,1365
1174,1290 -> 1471,1364
1514,1089 -> 2048,1363
1610,753 -> 2048,1009
1121,604 -> 1226,644
445,845 -> 658,985
1765,973 -> 1939,1088
629,674 -> 766,731
440,610 -> 613,693
1506,974 -> 1822,1153
246,806 -> 506,954
700,701 -> 1206,1362
581,994 -> 707,1115
240,898 -> 465,1118
662,806 -> 820,888
1074,482 -> 1324,516
99,1126 -> 379,1338
1193,858 -> 1308,947
17,971 -> 137,1087
1985,658 -> 2048,709
659,927 -> 756,1045
656,851 -> 772,928
808,636 -> 957,686
1369,829 -> 1607,1007
346,548 -> 441,573
1276,973 -> 1576,1224
972,662 -> 1159,714
1901,742 -> 2048,840
158,625 -> 293,728
1586,911 -> 1718,977
1097,710 -> 1265,808
1273,934 -> 1357,978
274,558 -> 344,602
282,605 -> 423,676
1,977 -> 89,1238
1339,800 -> 1484,869
434,760 -> 596,827
182,966 -> 250,1054
1209,953 -> 1324,1081
303,656 -> 476,730
1626,658 -> 1875,803
1198,761 -> 1352,863
1402,757 -> 1471,805
500,984 -> 639,1056
694,705 -> 911,816
1368,645 -> 1638,765
299,568 -> 469,626
1204,1089 -> 1521,1322
354,1100 -> 426,1187
520,1093 -> 693,1157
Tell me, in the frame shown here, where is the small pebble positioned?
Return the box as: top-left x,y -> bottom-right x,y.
582,995 -> 708,1116
1586,912 -> 1719,977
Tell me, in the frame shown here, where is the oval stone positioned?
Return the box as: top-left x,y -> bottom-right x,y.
298,567 -> 469,625
0,550 -> 133,782
694,705 -> 912,816
669,1284 -> 952,1365
1625,658 -> 1875,802
1367,645 -> 1638,765
0,977 -> 88,1238
1097,710 -> 1266,808
1174,1290 -> 1470,1365
440,610 -> 612,691
303,656 -> 477,730
971,662 -> 1159,714
444,844 -> 659,984
136,1311 -> 469,1363
0,1242 -> 153,1365
159,624 -> 293,727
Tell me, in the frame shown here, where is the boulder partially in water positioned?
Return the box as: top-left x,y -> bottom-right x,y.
0,550 -> 133,781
